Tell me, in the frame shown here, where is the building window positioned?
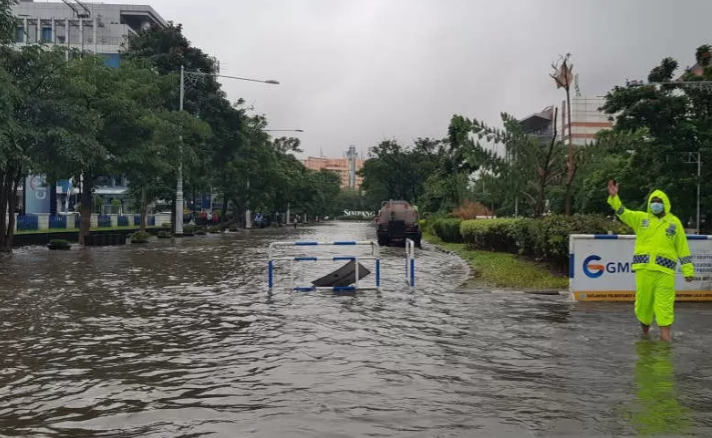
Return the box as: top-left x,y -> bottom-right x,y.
41,27 -> 52,43
15,27 -> 24,43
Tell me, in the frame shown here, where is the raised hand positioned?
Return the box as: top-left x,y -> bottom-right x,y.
608,180 -> 619,197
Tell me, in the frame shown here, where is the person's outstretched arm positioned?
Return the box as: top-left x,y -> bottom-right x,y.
607,180 -> 645,233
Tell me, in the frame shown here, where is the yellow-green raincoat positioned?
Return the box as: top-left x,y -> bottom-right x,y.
608,190 -> 694,326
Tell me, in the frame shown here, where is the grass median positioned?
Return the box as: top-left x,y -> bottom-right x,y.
424,233 -> 568,291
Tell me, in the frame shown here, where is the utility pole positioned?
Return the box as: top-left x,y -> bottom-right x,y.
176,65 -> 185,235
551,53 -> 575,216
683,152 -> 702,234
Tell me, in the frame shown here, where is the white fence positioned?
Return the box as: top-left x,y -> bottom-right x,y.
268,239 -> 418,292
5,213 -> 172,231
569,234 -> 712,301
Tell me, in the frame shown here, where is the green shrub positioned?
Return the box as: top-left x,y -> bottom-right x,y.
418,219 -> 432,235
157,230 -> 172,238
432,218 -> 463,243
161,222 -> 171,228
457,214 -> 632,270
130,231 -> 151,244
48,239 -> 71,250
460,218 -> 520,252
183,224 -> 196,234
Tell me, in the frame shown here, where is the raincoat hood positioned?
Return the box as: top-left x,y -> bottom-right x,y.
648,189 -> 671,214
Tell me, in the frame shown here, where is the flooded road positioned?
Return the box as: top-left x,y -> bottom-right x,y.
1,222 -> 712,437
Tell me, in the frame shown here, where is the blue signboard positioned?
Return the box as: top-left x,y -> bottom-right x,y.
25,175 -> 51,214
101,53 -> 121,69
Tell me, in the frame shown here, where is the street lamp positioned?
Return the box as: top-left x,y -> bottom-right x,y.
177,65 -> 279,235
264,129 -> 305,132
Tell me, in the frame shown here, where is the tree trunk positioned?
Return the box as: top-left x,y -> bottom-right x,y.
7,172 -> 20,250
536,107 -> 559,217
0,165 -> 22,253
139,186 -> 148,232
221,192 -> 229,222
49,178 -> 57,216
564,86 -> 575,216
170,197 -> 176,234
0,169 -> 10,253
79,176 -> 93,245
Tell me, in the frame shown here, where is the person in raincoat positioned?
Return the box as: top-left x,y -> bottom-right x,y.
607,180 -> 695,342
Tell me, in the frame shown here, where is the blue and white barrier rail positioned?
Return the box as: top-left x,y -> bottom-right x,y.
268,240 -> 381,291
270,240 -> 376,247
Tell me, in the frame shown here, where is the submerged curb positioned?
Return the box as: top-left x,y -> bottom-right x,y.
524,290 -> 565,296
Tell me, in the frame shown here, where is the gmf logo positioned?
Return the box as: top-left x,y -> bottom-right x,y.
583,255 -> 631,279
583,255 -> 605,278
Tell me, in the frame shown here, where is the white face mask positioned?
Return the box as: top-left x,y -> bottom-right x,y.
651,202 -> 664,215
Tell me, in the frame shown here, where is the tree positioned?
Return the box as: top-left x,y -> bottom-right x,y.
469,112 -> 566,218
602,47 -> 712,230
0,0 -> 16,44
124,23 -> 245,226
0,46 -> 92,252
360,137 -> 450,211
550,53 -> 577,216
571,130 -> 648,214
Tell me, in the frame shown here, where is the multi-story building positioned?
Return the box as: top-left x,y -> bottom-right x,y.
519,106 -> 556,138
561,95 -> 613,146
303,152 -> 364,190
12,0 -> 166,66
518,96 -> 613,151
10,1 -> 168,213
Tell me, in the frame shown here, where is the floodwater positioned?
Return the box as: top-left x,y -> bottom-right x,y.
1,222 -> 712,437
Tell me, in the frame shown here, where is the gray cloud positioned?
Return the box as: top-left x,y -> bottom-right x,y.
144,0 -> 712,158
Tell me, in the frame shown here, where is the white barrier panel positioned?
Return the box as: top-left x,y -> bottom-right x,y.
405,238 -> 415,288
268,240 -> 382,292
569,234 -> 712,302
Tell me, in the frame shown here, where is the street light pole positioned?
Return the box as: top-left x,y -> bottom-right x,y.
264,129 -> 305,132
176,65 -> 185,235
684,152 -> 702,234
175,66 -> 279,235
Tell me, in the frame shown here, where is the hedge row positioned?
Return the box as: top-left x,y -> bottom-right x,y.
425,215 -> 631,270
432,218 -> 464,243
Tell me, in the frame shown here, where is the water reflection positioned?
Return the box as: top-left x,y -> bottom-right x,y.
1,224 -> 712,436
630,341 -> 690,436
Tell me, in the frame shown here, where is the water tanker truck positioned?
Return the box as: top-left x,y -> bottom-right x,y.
375,200 -> 422,248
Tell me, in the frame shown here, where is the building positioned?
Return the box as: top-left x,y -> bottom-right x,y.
11,0 -> 166,67
303,152 -> 364,190
519,106 -> 556,139
10,1 -> 168,214
561,95 -> 613,146
518,96 -> 613,150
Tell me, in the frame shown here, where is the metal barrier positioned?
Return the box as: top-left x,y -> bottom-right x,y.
405,238 -> 415,287
268,240 -> 381,291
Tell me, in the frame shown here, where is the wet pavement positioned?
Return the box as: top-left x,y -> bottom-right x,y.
1,222 -> 711,437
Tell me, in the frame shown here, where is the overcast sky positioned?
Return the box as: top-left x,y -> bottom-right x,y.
140,0 -> 710,159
